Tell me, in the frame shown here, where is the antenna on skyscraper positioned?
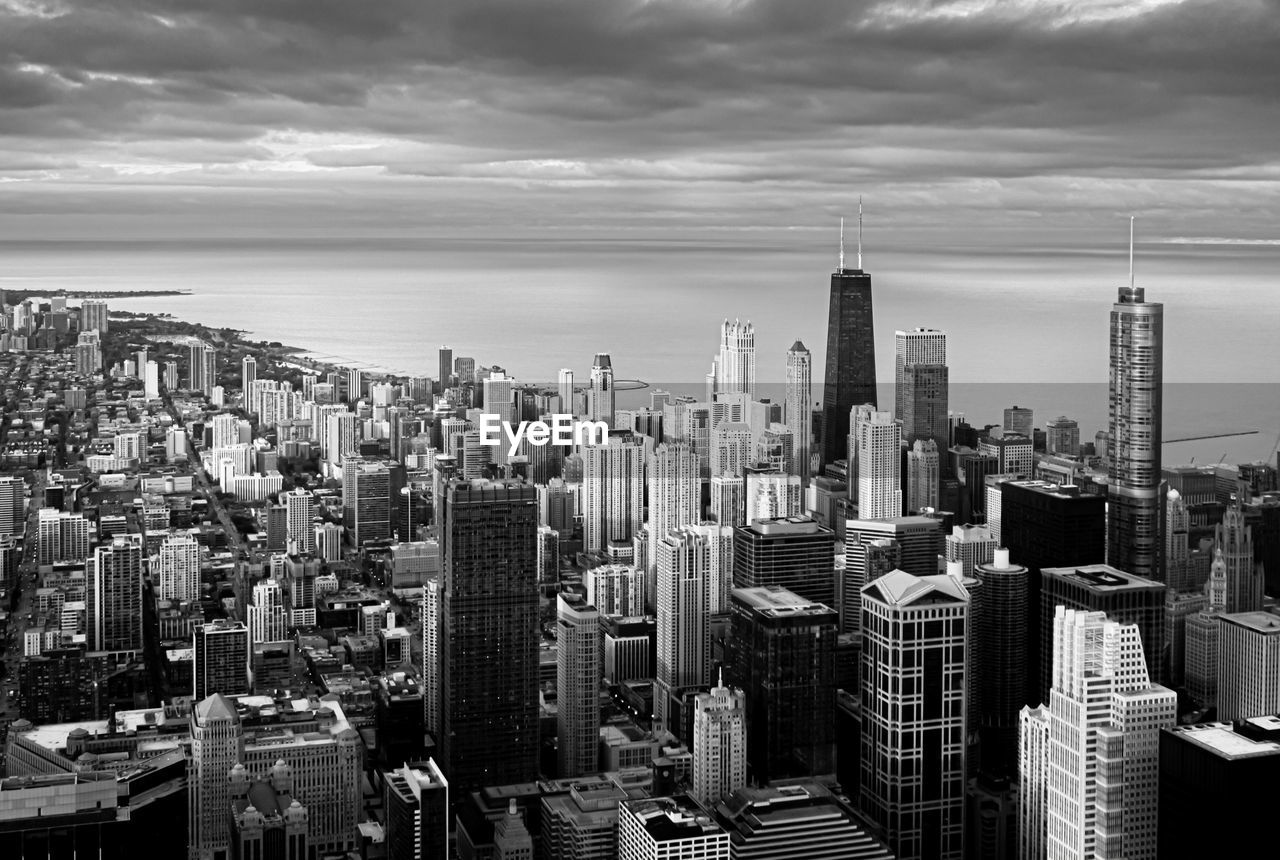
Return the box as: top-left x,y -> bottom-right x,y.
1129,215 -> 1135,289
858,196 -> 864,269
839,216 -> 845,271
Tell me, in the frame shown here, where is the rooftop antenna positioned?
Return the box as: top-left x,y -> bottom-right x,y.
838,216 -> 845,271
1129,215 -> 1135,289
858,196 -> 864,269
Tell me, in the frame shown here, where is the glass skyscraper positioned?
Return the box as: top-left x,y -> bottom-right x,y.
821,248 -> 877,466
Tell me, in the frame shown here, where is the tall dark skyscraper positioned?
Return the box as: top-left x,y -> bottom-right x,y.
1107,220 -> 1164,581
731,515 -> 837,608
437,345 -> 453,392
821,209 -> 878,466
439,479 -> 539,797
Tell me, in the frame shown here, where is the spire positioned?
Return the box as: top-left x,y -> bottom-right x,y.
838,216 -> 845,271
858,196 -> 864,269
1129,215 -> 1135,289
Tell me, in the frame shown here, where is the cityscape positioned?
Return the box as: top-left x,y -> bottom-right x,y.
3,2 -> 1279,860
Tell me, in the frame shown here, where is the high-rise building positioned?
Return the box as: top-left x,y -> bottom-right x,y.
855,411 -> 901,519
901,363 -> 949,450
282,488 -> 314,555
383,761 -> 449,860
0,475 -> 23,538
144,360 -> 160,399
1038,564 -> 1165,706
241,355 -> 257,392
1003,405 -> 1033,438
88,535 -> 144,653
905,439 -> 940,514
556,594 -> 601,778
437,346 -> 453,392
588,353 -> 615,425
422,575 -> 441,738
731,515 -> 835,608
1217,505 -> 1263,614
977,434 -> 1033,478
712,318 -> 756,399
585,564 -> 646,617
439,480 -> 539,797
345,459 -> 393,545
647,443 -> 701,571
80,298 -> 109,333
944,524 -> 996,579
860,569 -> 968,860
711,421 -> 753,477
187,340 -> 218,396
654,527 -> 713,730
582,438 -> 643,553
785,341 -> 813,484
691,675 -> 747,807
558,368 -> 574,415
1107,245 -> 1164,581
617,796 -> 730,860
1185,550 -> 1228,710
1158,717 -> 1280,858
1164,489 -> 1192,592
821,214 -> 877,466
730,586 -> 837,784
842,517 -> 941,632
193,619 -> 249,700
1018,607 -> 1175,860
1045,416 -> 1080,456
894,328 -> 946,420
974,549 -> 1030,779
188,695 -> 245,860
247,578 -> 288,644
37,508 -> 91,564
155,532 -> 201,601
1216,611 -> 1280,721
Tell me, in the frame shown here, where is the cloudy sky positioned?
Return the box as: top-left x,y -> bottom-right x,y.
2,0 -> 1278,243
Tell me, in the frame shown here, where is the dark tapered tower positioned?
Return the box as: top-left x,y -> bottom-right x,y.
822,206 -> 878,465
1108,218 -> 1164,581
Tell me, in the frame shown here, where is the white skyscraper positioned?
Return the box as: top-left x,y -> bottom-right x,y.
691,673 -> 747,807
588,353 -> 615,425
744,471 -> 803,526
647,443 -> 702,574
711,421 -> 753,477
423,576 -> 441,737
856,411 -> 901,519
860,569 -> 968,860
558,368 -> 574,415
1018,607 -> 1176,860
654,528 -> 713,730
155,532 -> 201,601
144,359 -> 160,399
582,439 -> 644,553
556,595 -> 601,778
283,488 -> 315,554
713,318 -> 756,399
944,524 -> 997,579
247,578 -> 288,644
905,438 -> 939,514
785,341 -> 813,484
1216,611 -> 1280,721
894,328 -> 946,420
586,563 -> 647,617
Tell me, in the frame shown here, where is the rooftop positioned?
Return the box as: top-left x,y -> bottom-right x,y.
1042,564 -> 1164,592
625,795 -> 725,842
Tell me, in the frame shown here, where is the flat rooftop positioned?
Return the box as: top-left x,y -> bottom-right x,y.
1042,564 -> 1163,591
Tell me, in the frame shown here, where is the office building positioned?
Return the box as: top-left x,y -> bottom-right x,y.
1045,416 -> 1080,456
712,318 -> 756,399
821,215 -> 877,466
617,796 -> 730,860
974,549 -> 1030,779
437,346 -> 453,391
187,340 -> 217,396
1018,607 -> 1175,860
1165,489 -> 1192,592
647,443 -> 702,572
585,564 -> 646,617
155,532 -> 201,601
0,474 -> 23,538
247,578 -> 288,644
901,363 -> 949,450
582,438 -> 644,554
730,586 -> 837,783
1038,564 -> 1165,706
894,327 -> 946,420
1003,405 -> 1033,438
978,434 -> 1033,478
345,459 -> 393,545
556,594 -> 601,778
383,760 -> 449,860
1217,612 -> 1280,721
785,341 -> 813,483
282,489 -> 314,554
860,570 -> 968,860
691,675 -> 747,807
193,619 -> 249,700
88,535 -> 144,653
1185,550 -> 1228,710
855,411 -> 901,519
731,515 -> 836,608
711,421 -> 753,477
744,469 -> 803,526
80,298 -> 109,332
440,480 -> 539,796
712,783 -> 893,860
588,353 -> 615,425
654,527 -> 713,731
906,439 -> 940,514
944,524 -> 996,579
1217,505 -> 1263,613
1158,717 -> 1280,858
1107,259 -> 1164,581
557,368 -> 574,414
842,517 -> 941,633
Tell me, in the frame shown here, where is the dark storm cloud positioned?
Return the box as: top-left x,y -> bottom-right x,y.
0,0 -> 1277,238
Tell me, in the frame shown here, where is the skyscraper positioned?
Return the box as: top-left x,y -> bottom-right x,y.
1107,224 -> 1164,581
88,535 -> 143,652
556,594 -> 601,778
731,515 -> 836,608
901,364 -> 949,450
155,532 -> 201,601
821,211 -> 877,465
691,674 -> 747,807
730,586 -> 837,783
1018,607 -> 1175,860
894,328 -> 946,421
785,341 -> 812,484
906,439 -> 940,514
558,368 -> 574,414
188,694 -> 245,860
646,443 -> 701,573
855,411 -> 901,519
1164,489 -> 1192,592
241,354 -> 257,392
1002,405 -> 1033,438
345,459 -> 393,545
437,345 -> 453,392
283,488 -> 315,554
1216,612 -> 1280,721
383,761 -> 449,860
588,353 -> 615,425
860,569 -> 968,860
654,527 -> 713,730
974,549 -> 1030,779
712,318 -> 756,399
0,475 -> 23,538
193,619 -> 250,700
1217,505 -> 1263,614
582,437 -> 644,554
80,298 -> 109,333
440,479 -> 539,796
944,523 -> 997,579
